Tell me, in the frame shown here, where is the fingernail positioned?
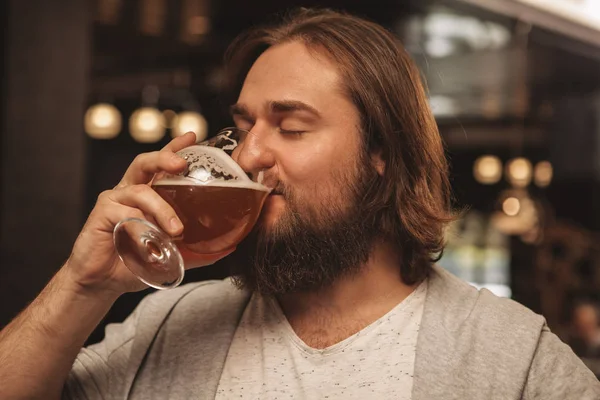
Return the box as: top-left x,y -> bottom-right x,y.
183,131 -> 195,140
170,217 -> 183,232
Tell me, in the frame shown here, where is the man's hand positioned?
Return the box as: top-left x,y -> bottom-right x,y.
65,131 -> 230,295
0,132 -> 233,399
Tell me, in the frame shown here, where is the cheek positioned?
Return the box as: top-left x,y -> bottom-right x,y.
284,147 -> 357,207
281,143 -> 334,189
282,132 -> 359,180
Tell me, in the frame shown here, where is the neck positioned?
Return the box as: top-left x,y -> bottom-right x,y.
276,241 -> 419,348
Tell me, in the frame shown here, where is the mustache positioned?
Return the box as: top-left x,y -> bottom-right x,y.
269,181 -> 288,196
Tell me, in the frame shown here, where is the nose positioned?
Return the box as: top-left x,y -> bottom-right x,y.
233,126 -> 276,179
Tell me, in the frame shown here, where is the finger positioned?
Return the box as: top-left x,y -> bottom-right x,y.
89,195 -> 147,233
162,131 -> 197,152
118,132 -> 197,187
119,150 -> 187,187
104,185 -> 184,236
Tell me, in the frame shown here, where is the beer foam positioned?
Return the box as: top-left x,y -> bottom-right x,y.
182,146 -> 248,182
154,146 -> 270,192
153,175 -> 271,192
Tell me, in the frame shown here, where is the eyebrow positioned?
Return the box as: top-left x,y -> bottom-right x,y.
268,100 -> 321,118
229,100 -> 321,119
229,103 -> 252,119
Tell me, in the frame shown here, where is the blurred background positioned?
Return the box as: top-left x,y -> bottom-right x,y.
1,0 -> 600,375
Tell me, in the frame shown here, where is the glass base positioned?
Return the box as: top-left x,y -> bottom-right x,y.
113,218 -> 184,289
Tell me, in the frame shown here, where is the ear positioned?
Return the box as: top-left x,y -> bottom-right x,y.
370,150 -> 385,176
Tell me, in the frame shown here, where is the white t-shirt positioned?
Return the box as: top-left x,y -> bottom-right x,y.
216,280 -> 428,399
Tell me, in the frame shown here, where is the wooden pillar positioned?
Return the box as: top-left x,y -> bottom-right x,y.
0,0 -> 91,325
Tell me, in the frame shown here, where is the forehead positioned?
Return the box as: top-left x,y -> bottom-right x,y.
237,41 -> 350,112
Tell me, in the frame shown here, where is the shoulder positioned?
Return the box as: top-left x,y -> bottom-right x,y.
91,278 -> 248,351
427,265 -> 545,334
139,278 -> 247,311
128,278 -> 252,396
415,267 -> 600,399
65,279 -> 251,399
134,278 -> 251,329
422,266 -> 546,376
415,267 -> 545,396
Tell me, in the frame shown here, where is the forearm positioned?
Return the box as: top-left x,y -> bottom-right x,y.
0,266 -> 119,399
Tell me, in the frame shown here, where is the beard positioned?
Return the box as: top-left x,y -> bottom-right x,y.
227,152 -> 382,295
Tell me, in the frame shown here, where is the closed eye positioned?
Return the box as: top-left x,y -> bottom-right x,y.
279,128 -> 305,135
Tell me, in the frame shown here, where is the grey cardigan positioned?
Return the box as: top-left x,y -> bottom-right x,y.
64,266 -> 600,399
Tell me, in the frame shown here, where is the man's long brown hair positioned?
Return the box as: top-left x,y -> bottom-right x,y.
225,8 -> 456,285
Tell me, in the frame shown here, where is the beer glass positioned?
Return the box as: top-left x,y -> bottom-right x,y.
113,127 -> 271,289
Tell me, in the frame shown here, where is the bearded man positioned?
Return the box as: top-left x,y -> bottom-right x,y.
1,8 -> 598,400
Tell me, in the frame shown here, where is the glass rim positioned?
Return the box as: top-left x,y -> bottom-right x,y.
198,126 -> 250,145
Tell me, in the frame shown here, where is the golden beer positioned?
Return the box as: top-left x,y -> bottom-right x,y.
152,179 -> 269,268
113,127 -> 269,289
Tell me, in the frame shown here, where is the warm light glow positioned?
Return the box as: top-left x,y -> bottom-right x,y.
180,0 -> 211,44
491,188 -> 540,237
93,109 -> 113,128
187,16 -> 211,36
172,111 -> 208,142
129,107 -> 166,143
534,161 -> 553,188
502,197 -> 521,216
84,103 -> 121,139
473,155 -> 502,184
140,0 -> 166,36
506,157 -> 533,187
